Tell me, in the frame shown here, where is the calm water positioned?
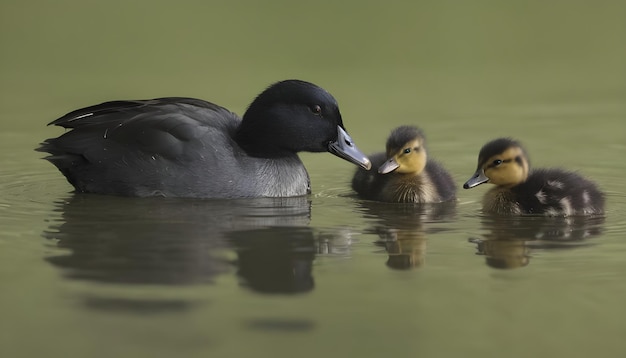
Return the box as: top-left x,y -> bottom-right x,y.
1,1 -> 625,357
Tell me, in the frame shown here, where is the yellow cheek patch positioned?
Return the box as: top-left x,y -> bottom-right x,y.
482,146 -> 528,186
394,139 -> 427,174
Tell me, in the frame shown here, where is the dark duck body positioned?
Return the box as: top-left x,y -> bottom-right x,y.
463,138 -> 604,216
352,126 -> 456,203
38,80 -> 371,198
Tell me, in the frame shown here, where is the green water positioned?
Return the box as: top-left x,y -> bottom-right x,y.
1,1 -> 625,357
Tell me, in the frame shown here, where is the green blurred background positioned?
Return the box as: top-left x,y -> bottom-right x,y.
2,0 -> 624,133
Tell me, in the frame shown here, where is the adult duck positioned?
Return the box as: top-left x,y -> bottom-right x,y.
38,80 -> 371,198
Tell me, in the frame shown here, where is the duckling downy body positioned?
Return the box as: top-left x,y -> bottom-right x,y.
352,126 -> 456,203
38,80 -> 371,198
463,138 -> 604,216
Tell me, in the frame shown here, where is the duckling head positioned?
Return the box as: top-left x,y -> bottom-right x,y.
463,138 -> 530,189
378,126 -> 427,175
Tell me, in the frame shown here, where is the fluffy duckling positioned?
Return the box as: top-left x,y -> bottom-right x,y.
463,138 -> 604,216
352,126 -> 456,203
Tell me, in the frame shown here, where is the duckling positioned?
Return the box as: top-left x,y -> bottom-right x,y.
37,80 -> 371,198
352,126 -> 456,203
463,138 -> 605,216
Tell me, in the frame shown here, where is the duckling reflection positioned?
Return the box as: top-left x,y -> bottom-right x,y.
227,227 -> 316,294
468,237 -> 530,269
375,228 -> 427,270
317,227 -> 354,256
469,215 -> 605,269
43,195 -> 311,285
359,201 -> 457,270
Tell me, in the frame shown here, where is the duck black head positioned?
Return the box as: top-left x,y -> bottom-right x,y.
236,80 -> 370,169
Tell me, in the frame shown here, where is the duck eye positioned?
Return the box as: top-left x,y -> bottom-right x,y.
403,148 -> 411,154
493,159 -> 503,166
310,105 -> 322,115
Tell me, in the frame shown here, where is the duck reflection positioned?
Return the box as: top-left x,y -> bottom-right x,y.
359,201 -> 457,270
43,195 -> 312,286
469,215 -> 605,269
228,227 -> 316,294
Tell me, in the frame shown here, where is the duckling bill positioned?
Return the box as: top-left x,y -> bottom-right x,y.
38,80 -> 371,198
352,126 -> 456,203
463,138 -> 604,216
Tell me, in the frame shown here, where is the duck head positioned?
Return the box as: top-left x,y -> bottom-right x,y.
236,80 -> 371,170
463,138 -> 530,189
378,126 -> 427,175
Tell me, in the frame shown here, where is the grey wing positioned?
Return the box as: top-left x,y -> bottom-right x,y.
40,97 -> 240,160
38,98 -> 242,196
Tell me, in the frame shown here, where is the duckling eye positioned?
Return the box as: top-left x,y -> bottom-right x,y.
310,105 -> 322,115
403,148 -> 411,154
493,159 -> 503,166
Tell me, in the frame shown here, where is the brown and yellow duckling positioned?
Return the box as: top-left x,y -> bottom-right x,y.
352,126 -> 456,203
463,138 -> 605,216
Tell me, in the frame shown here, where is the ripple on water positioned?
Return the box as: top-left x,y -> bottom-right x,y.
0,169 -> 69,220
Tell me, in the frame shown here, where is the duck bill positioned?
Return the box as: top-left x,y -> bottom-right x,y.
463,169 -> 489,189
328,126 -> 371,170
378,158 -> 399,174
